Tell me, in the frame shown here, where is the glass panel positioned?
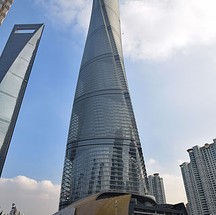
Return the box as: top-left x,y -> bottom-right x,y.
0,71 -> 22,98
0,120 -> 9,148
0,91 -> 16,121
19,43 -> 35,62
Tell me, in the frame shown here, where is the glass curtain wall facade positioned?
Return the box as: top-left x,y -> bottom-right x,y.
0,24 -> 44,177
59,0 -> 148,209
0,0 -> 14,25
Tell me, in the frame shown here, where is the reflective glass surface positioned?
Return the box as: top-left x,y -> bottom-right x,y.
59,0 -> 147,209
0,24 -> 44,176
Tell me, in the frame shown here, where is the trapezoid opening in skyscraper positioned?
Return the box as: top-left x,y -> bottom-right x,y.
0,23 -> 44,177
59,0 -> 148,210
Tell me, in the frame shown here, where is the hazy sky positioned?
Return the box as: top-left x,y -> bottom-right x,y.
1,0 -> 216,214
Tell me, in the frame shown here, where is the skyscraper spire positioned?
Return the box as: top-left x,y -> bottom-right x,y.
59,0 -> 148,209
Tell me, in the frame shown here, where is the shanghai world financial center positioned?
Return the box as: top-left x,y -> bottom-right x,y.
0,24 -> 44,177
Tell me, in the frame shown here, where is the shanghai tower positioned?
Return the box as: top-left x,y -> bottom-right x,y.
59,0 -> 148,209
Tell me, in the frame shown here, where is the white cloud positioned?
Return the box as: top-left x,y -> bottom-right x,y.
0,176 -> 60,215
147,158 -> 157,165
161,173 -> 187,204
0,175 -> 186,213
121,0 -> 216,60
35,0 -> 216,60
35,0 -> 91,32
145,158 -> 187,204
178,159 -> 186,165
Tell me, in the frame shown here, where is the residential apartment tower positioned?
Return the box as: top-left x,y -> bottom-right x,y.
180,139 -> 216,215
148,173 -> 166,204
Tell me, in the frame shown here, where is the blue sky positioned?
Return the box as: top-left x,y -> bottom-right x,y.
1,0 -> 216,214
0,0 -> 83,183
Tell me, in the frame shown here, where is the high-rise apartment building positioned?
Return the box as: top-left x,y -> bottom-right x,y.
0,24 -> 44,177
180,139 -> 216,215
59,0 -> 148,209
148,173 -> 166,204
0,0 -> 14,25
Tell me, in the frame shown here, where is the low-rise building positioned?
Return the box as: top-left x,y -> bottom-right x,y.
54,191 -> 187,215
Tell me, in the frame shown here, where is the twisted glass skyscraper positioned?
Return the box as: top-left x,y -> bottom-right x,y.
0,24 -> 44,177
59,0 -> 148,209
